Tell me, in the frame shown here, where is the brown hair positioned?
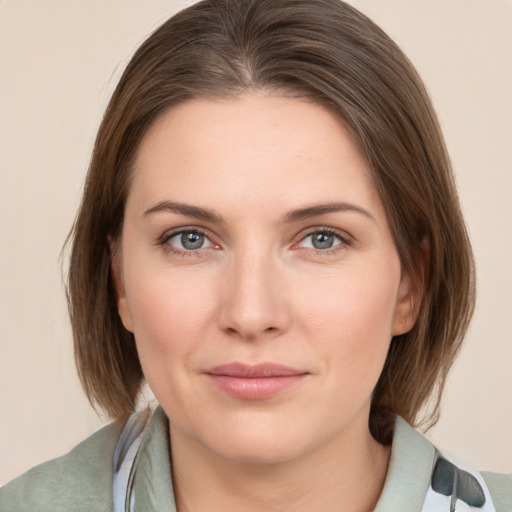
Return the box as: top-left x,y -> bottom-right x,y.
67,0 -> 475,444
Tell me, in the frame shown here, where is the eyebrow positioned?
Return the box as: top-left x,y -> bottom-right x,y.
282,202 -> 375,223
143,201 -> 224,223
143,200 -> 374,224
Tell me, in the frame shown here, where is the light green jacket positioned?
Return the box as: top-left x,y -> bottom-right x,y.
1,407 -> 511,511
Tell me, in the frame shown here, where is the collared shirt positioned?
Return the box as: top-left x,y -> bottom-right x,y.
2,406 -> 511,512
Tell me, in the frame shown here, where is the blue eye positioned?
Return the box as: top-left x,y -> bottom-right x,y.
166,230 -> 214,251
298,230 -> 345,250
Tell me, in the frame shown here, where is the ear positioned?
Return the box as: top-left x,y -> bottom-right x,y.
391,238 -> 429,336
391,274 -> 419,336
109,237 -> 134,333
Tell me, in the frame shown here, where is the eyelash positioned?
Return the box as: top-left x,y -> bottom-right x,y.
296,228 -> 352,255
159,227 -> 214,258
158,227 -> 352,257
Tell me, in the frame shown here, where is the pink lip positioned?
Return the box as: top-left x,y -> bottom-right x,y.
205,363 -> 308,400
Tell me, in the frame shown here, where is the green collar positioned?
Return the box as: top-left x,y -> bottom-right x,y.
130,408 -> 435,511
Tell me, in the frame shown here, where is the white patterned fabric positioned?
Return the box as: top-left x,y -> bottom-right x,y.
112,405 -> 156,512
421,451 -> 497,512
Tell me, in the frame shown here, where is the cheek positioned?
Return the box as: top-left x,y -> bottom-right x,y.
131,277 -> 206,334
295,261 -> 400,387
124,266 -> 217,381
300,264 -> 399,333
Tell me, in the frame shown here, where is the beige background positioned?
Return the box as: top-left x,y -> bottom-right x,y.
0,0 -> 511,485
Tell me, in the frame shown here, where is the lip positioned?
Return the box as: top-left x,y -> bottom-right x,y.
204,363 -> 308,400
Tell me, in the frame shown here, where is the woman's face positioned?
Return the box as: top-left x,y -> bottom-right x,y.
115,93 -> 417,463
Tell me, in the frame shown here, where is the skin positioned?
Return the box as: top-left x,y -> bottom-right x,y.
113,92 -> 419,512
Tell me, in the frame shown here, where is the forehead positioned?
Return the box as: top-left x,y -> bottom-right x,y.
128,93 -> 383,220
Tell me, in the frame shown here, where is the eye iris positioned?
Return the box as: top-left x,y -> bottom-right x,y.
312,232 -> 334,249
181,232 -> 204,250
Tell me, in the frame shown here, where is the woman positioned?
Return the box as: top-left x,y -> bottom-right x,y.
1,0 -> 510,510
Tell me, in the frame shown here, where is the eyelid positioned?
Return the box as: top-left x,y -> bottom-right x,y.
160,226 -> 207,242
293,226 -> 353,251
157,225 -> 352,256
159,226 -> 219,255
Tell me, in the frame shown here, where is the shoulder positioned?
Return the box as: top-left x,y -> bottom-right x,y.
376,417 -> 512,512
424,453 -> 512,512
0,420 -> 123,512
481,471 -> 512,512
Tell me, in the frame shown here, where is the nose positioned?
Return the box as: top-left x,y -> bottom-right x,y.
217,249 -> 290,341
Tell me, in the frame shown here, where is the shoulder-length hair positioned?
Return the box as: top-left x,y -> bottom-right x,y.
67,0 -> 475,444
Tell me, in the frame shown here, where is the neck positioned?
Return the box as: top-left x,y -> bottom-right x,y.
169,415 -> 391,512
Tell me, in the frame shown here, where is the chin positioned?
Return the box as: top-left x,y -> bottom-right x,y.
209,435 -> 304,465
191,417 -> 318,466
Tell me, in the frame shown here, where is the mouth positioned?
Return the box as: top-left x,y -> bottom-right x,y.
204,363 -> 309,400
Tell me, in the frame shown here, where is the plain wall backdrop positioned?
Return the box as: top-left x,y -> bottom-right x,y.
1,0 -> 511,484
